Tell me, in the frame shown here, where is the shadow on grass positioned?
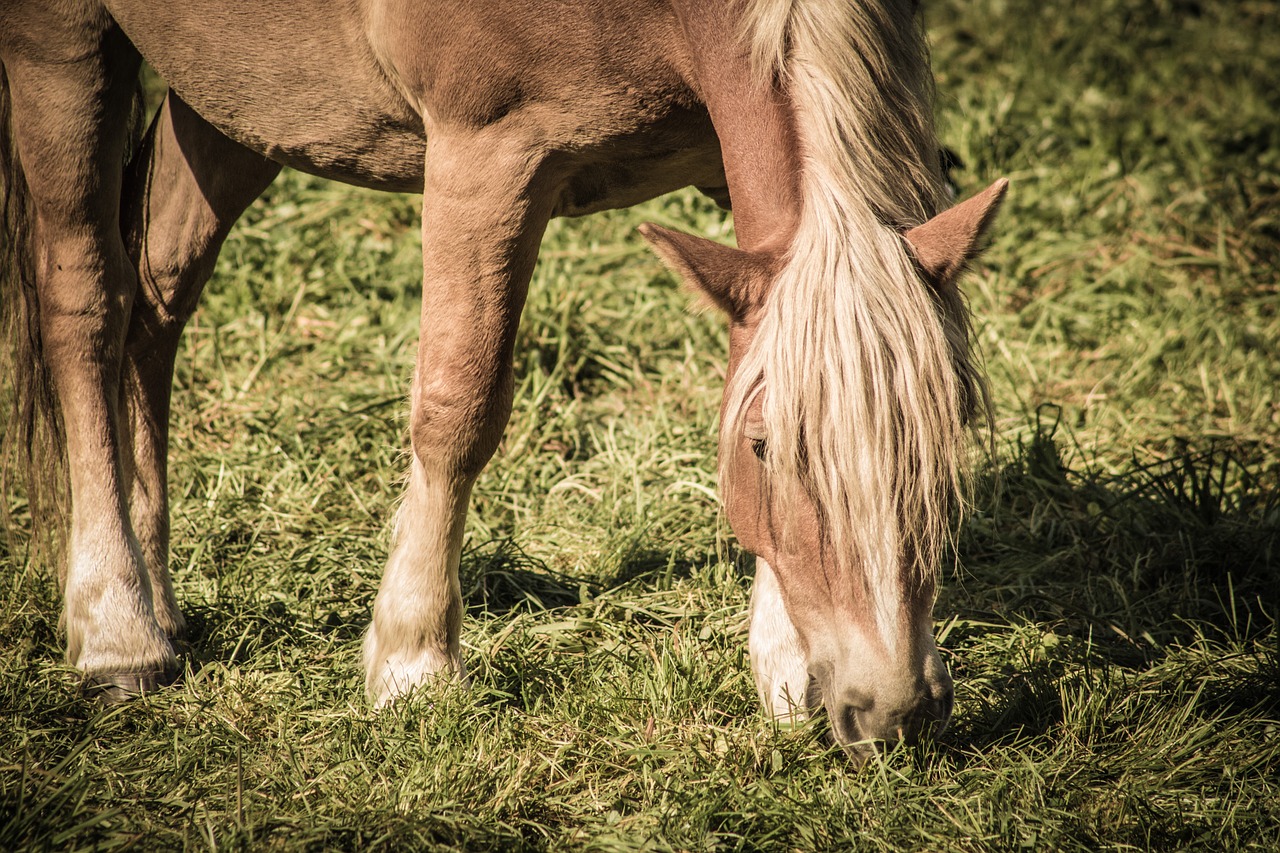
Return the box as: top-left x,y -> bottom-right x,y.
176,599 -> 307,672
461,538 -> 588,615
941,407 -> 1280,751
945,658 -> 1068,750
170,531 -> 713,681
603,544 -> 708,590
459,535 -> 713,617
953,405 -> 1279,651
945,647 -> 1280,756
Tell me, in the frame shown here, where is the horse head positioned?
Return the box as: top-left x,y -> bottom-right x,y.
641,179 -> 1007,757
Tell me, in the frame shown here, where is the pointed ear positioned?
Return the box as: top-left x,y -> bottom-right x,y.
638,223 -> 774,318
905,178 -> 1009,290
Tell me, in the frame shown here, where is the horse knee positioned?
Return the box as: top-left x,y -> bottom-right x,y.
124,261 -> 200,358
122,199 -> 218,354
409,374 -> 512,480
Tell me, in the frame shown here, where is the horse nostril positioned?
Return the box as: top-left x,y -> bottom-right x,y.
908,687 -> 954,743
833,703 -> 862,745
939,687 -> 955,721
825,693 -> 876,753
829,686 -> 953,755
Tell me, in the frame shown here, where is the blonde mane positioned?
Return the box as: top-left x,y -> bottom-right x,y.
729,0 -> 984,639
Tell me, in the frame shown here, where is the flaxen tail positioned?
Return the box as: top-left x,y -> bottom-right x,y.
1,61 -> 147,569
0,60 -> 68,568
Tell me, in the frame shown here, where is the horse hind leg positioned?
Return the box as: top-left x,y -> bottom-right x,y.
118,92 -> 281,640
1,20 -> 174,697
364,129 -> 555,705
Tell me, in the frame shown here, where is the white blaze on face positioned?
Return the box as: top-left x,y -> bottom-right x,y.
748,558 -> 812,721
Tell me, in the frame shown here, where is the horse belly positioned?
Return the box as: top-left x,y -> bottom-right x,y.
106,0 -> 427,191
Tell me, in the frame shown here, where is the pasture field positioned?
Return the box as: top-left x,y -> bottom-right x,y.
3,0 -> 1278,849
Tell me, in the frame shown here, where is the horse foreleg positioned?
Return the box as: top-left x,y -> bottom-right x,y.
118,93 -> 281,640
364,130 -> 555,705
2,22 -> 176,697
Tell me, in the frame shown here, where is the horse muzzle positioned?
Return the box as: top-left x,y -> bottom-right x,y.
822,676 -> 955,760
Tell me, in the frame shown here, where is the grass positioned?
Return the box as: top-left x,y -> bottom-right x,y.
3,0 -> 1279,848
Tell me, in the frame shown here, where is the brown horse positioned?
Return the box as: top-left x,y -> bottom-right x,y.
0,0 -> 1005,756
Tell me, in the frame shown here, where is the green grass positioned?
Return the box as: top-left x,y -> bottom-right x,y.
3,0 -> 1279,848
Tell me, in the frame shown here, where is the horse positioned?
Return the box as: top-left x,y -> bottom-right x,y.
0,0 -> 1006,756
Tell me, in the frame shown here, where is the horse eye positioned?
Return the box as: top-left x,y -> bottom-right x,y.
750,438 -> 767,460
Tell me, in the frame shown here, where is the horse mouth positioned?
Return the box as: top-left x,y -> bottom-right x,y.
820,685 -> 954,761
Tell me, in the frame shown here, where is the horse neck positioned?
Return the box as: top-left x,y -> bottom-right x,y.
673,3 -> 801,253
675,0 -> 942,253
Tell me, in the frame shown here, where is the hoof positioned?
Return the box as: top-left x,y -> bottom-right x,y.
82,667 -> 178,703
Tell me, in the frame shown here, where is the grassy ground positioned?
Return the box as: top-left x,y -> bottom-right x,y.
3,0 -> 1279,849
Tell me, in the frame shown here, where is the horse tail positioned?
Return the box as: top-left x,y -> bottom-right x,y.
0,59 -> 65,569
0,60 -> 146,569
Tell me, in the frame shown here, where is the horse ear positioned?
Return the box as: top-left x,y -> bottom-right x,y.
638,223 -> 773,318
905,178 -> 1009,290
